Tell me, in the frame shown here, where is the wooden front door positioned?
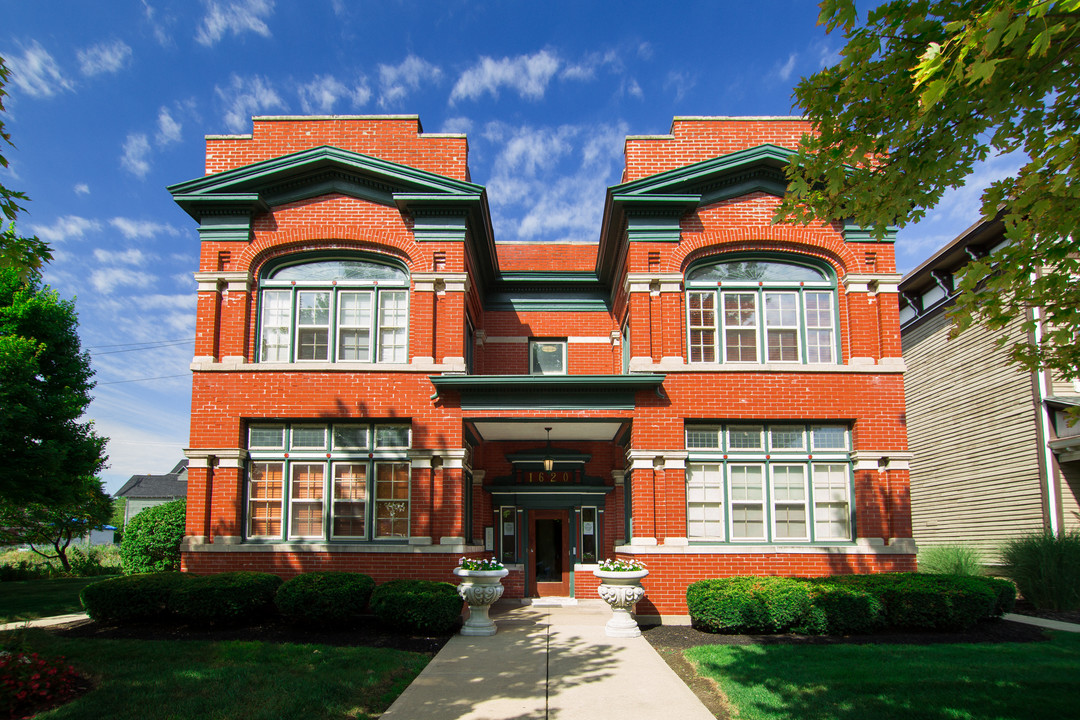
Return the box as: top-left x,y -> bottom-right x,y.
529,509 -> 571,596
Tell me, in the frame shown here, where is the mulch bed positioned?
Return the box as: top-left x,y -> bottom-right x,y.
48,615 -> 455,655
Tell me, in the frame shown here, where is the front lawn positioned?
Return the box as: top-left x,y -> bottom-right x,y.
0,577 -> 111,623
5,629 -> 428,720
686,632 -> 1080,720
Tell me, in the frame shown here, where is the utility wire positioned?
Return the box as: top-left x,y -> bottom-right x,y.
85,337 -> 195,350
91,340 -> 194,355
97,373 -> 190,386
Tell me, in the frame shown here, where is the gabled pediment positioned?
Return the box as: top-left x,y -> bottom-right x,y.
596,144 -> 798,286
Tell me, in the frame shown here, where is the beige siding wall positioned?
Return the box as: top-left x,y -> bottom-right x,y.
903,311 -> 1045,562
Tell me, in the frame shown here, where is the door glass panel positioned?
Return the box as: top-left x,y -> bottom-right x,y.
535,518 -> 562,582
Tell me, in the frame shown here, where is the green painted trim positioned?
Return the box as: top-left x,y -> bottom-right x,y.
842,221 -> 898,243
431,374 -> 664,410
485,272 -> 611,311
485,298 -> 610,312
612,144 -> 795,197
430,374 -> 665,391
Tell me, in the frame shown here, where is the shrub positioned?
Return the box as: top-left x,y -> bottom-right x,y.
918,545 -> 984,576
79,572 -> 191,623
984,576 -> 1017,616
369,579 -> 462,634
802,579 -> 884,634
687,576 -> 814,634
830,573 -> 996,631
1001,530 -> 1080,611
68,545 -> 122,577
168,572 -> 283,627
275,572 -> 375,627
0,651 -> 82,719
120,499 -> 186,574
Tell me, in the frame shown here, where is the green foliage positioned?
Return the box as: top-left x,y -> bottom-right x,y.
0,476 -> 112,572
687,573 -> 1005,634
0,268 -> 106,507
918,544 -> 985,576
1002,530 -> 1080,611
120,499 -> 186,574
0,546 -> 120,581
686,576 -> 814,634
79,572 -> 191,623
0,56 -> 52,277
777,1 -> 1080,387
275,571 -> 376,627
0,650 -> 82,719
369,579 -> 462,635
169,572 -> 283,627
110,498 -> 127,541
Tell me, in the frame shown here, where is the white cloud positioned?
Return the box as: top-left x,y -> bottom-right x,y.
195,0 -> 275,47
89,267 -> 157,294
774,53 -> 798,83
622,77 -> 644,100
215,74 -> 285,132
109,217 -> 183,239
94,248 -> 148,266
378,55 -> 442,108
30,215 -> 102,243
560,50 -> 621,83
156,106 -> 182,145
664,71 -> 695,103
297,74 -> 371,114
77,40 -> 132,77
121,133 -> 152,177
6,40 -> 73,98
142,1 -> 174,46
450,51 -> 560,104
74,183 -> 90,195
440,117 -> 473,134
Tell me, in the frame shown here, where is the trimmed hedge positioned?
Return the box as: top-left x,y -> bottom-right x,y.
120,499 -> 187,574
687,573 -> 1011,635
275,571 -> 376,627
369,579 -> 462,634
168,571 -> 283,626
80,572 -> 190,623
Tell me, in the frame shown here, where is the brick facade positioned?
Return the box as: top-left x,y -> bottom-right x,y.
173,115 -> 913,618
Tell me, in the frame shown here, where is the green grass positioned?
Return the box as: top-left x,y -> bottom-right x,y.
0,577 -> 113,623
6,629 -> 429,720
686,632 -> 1080,720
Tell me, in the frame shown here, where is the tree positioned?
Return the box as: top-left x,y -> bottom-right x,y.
0,267 -> 107,506
120,499 -> 187,574
0,476 -> 112,572
0,56 -> 52,277
778,1 -> 1080,383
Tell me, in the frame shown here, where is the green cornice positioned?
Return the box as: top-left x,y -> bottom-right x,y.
484,272 -> 609,311
842,220 -> 898,243
429,374 -> 665,410
613,143 -> 795,197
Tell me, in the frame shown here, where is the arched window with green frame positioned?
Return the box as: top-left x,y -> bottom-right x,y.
684,254 -> 839,365
257,254 -> 410,364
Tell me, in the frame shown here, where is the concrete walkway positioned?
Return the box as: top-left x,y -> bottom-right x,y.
381,599 -> 716,720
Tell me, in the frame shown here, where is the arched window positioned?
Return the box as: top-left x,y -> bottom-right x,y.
257,256 -> 409,363
685,256 -> 838,365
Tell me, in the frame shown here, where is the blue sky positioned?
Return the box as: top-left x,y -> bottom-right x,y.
2,1 -> 1017,494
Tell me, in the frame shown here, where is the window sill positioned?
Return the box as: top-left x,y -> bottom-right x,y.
629,358 -> 906,373
182,539 -> 485,554
613,539 -> 916,555
190,357 -> 468,373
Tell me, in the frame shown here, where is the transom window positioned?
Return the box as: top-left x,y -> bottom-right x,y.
246,421 -> 411,542
686,257 -> 838,364
685,422 -> 852,543
258,257 -> 409,364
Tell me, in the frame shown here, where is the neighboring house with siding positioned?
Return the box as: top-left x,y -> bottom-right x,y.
115,460 -> 188,524
899,217 -> 1080,564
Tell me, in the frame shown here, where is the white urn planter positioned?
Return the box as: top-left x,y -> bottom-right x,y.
593,569 -> 649,638
454,567 -> 509,636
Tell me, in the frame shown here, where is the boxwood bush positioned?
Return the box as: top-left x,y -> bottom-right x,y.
275,571 -> 376,627
120,499 -> 187,574
687,573 -> 1007,635
369,579 -> 462,634
168,571 -> 283,626
79,572 -> 191,623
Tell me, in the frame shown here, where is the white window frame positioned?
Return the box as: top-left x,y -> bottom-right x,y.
728,464 -> 767,541
529,338 -> 568,375
687,463 -> 725,540
770,464 -> 809,541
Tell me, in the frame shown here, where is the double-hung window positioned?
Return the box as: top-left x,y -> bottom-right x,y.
685,257 -> 838,365
685,422 -> 853,543
246,421 -> 411,542
258,257 -> 409,364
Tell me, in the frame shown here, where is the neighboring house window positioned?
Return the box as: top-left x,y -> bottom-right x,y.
685,257 -> 838,364
685,423 -> 852,542
257,257 -> 409,363
530,338 -> 567,375
246,421 -> 411,541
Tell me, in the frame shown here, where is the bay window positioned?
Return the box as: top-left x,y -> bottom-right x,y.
246,421 -> 411,541
257,256 -> 409,364
686,256 -> 838,365
685,422 -> 853,543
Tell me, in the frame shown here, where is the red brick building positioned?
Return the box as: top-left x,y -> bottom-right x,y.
170,115 -> 914,618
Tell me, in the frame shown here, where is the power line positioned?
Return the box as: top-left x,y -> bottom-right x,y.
85,337 -> 194,350
91,340 -> 194,355
97,373 -> 190,386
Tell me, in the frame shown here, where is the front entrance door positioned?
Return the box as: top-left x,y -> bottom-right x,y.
529,510 -> 571,596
